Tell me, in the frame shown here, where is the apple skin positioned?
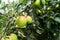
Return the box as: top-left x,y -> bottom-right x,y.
41,0 -> 46,5
9,33 -> 18,40
16,16 -> 27,28
34,0 -> 40,6
26,16 -> 33,24
1,37 -> 9,40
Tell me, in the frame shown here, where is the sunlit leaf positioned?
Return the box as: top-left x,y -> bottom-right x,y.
54,17 -> 60,23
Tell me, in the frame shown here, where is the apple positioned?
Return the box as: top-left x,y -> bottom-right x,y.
16,16 -> 27,28
1,37 -> 9,40
34,0 -> 40,6
26,16 -> 32,24
9,33 -> 18,40
41,0 -> 46,5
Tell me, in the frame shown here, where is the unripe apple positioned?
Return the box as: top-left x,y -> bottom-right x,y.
9,33 -> 18,40
1,37 -> 9,40
26,16 -> 32,24
41,0 -> 46,5
16,16 -> 27,28
34,0 -> 40,6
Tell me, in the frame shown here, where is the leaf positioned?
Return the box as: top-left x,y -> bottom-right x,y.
16,0 -> 31,12
19,0 -> 27,5
54,17 -> 60,23
0,0 -> 1,3
47,21 -> 51,29
0,27 -> 3,38
18,29 -> 26,37
0,19 -> 5,23
36,29 -> 44,34
1,4 -> 8,10
19,0 -> 24,4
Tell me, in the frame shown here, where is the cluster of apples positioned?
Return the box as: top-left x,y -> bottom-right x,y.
15,15 -> 33,28
1,16 -> 33,40
1,33 -> 18,40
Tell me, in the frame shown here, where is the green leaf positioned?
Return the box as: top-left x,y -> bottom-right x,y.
19,0 -> 27,5
0,27 -> 3,38
36,29 -> 44,34
0,0 -> 1,3
18,29 -> 25,37
54,17 -> 60,23
47,21 -> 51,29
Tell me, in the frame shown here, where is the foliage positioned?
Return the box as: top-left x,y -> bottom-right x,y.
0,0 -> 60,40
